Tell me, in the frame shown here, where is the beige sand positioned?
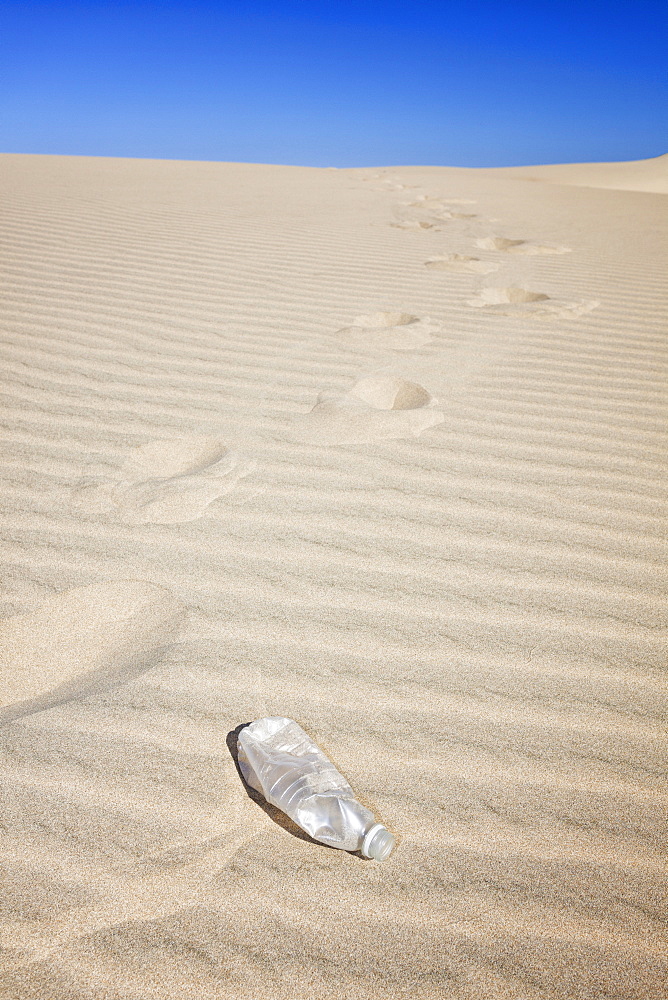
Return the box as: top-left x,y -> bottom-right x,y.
496,152 -> 668,193
0,152 -> 666,999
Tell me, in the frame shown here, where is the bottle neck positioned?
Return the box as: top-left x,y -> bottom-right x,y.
361,822 -> 395,861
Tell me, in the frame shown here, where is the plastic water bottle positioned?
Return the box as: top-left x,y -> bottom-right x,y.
237,716 -> 395,861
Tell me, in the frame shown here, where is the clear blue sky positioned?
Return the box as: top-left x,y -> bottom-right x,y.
1,1 -> 666,167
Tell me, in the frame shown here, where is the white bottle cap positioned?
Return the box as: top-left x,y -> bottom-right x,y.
362,823 -> 396,861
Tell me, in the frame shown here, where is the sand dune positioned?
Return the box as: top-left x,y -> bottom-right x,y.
496,152 -> 668,193
0,152 -> 667,999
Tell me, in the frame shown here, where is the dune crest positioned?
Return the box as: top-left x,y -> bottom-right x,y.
496,152 -> 668,192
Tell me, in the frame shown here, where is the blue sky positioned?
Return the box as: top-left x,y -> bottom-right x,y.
1,1 -> 666,167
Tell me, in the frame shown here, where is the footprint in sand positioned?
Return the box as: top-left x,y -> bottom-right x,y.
291,376 -> 444,445
380,177 -> 413,191
0,581 -> 184,725
391,212 -> 447,231
410,195 -> 476,210
408,196 -> 478,220
467,286 -> 599,318
390,219 -> 441,231
391,196 -> 477,230
362,173 -> 413,191
70,436 -> 253,525
336,311 -> 440,351
424,254 -> 499,275
476,236 -> 571,255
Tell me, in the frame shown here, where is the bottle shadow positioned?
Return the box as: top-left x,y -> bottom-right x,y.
226,723 -> 366,859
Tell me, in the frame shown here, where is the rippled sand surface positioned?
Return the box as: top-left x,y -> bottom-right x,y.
0,153 -> 666,999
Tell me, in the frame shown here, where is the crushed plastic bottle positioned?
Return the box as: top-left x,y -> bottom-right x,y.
237,716 -> 395,861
